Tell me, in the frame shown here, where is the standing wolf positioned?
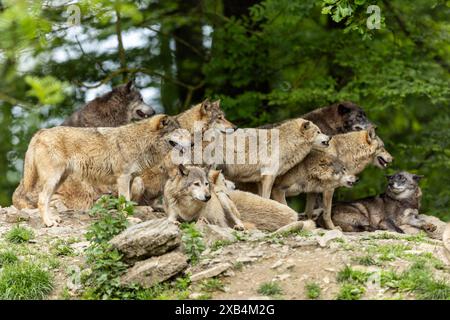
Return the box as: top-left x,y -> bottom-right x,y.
21,114 -> 190,227
220,119 -> 330,199
330,172 -> 436,233
260,101 -> 372,135
271,128 -> 393,229
62,81 -> 155,127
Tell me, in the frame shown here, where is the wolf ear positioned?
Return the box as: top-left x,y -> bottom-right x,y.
337,103 -> 351,115
200,99 -> 211,114
301,121 -> 311,131
158,115 -> 170,129
208,169 -> 221,184
413,174 -> 424,182
211,99 -> 221,109
125,80 -> 134,92
178,164 -> 189,176
365,127 -> 377,144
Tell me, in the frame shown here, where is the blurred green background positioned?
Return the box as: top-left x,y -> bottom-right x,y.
0,0 -> 448,220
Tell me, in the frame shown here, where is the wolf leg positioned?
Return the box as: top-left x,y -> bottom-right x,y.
260,174 -> 275,199
38,168 -> 65,227
305,193 -> 318,220
216,192 -> 245,230
379,219 -> 404,233
117,174 -> 132,201
322,189 -> 338,230
271,188 -> 287,205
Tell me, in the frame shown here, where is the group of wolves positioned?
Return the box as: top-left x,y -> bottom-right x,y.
12,82 -> 441,241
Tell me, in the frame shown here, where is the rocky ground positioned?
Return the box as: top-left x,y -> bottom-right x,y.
0,204 -> 449,300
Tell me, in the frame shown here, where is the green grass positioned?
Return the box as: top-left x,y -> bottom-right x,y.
352,255 -> 379,266
180,222 -> 205,265
368,243 -> 411,261
381,261 -> 450,300
305,282 -> 321,299
51,240 -> 75,257
336,283 -> 365,300
337,265 -> 371,284
0,262 -> 53,299
5,225 -> 34,243
0,250 -> 19,266
257,282 -> 283,296
211,239 -> 234,251
200,278 -> 224,292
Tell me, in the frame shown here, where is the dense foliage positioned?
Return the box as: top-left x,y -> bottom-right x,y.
0,0 -> 448,219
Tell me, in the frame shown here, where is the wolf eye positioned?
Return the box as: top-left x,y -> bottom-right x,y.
205,182 -> 209,186
317,130 -> 320,134
194,182 -> 200,186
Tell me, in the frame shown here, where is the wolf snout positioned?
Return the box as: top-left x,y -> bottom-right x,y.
322,136 -> 331,146
204,194 -> 211,202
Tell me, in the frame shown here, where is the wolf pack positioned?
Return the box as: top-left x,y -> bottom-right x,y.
11,81 -> 450,253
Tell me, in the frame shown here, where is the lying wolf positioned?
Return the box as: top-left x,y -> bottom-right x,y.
220,119 -> 330,199
62,81 -> 155,127
330,172 -> 436,233
272,128 -> 393,229
164,164 -> 212,223
260,101 -> 372,135
22,114 -> 189,227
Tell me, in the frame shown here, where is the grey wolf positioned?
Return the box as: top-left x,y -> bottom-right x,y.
272,128 -> 393,229
21,114 -> 189,227
260,101 -> 372,135
62,81 -> 155,127
330,172 -> 436,233
219,119 -> 330,199
164,164 -> 212,223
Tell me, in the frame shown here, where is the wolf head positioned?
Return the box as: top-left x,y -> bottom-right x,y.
112,81 -> 155,122
200,99 -> 237,134
331,159 -> 359,188
150,115 -> 192,153
336,101 -> 371,132
297,119 -> 331,149
364,127 -> 394,169
386,171 -> 423,200
176,164 -> 212,202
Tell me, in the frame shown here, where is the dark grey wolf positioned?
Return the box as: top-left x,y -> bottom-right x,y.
329,172 -> 436,233
62,81 -> 155,127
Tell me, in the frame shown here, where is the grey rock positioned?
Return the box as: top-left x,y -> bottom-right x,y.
190,262 -> 232,282
196,222 -> 235,246
317,229 -> 344,247
121,251 -> 188,288
110,218 -> 181,263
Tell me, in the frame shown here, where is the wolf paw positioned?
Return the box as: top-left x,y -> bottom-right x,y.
43,217 -> 59,228
233,223 -> 245,231
424,223 -> 437,232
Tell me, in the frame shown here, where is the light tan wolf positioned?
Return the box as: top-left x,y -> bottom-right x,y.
164,164 -> 212,223
199,170 -> 245,229
272,128 -> 393,230
22,114 -> 190,227
163,166 -> 245,229
135,99 -> 237,206
219,119 -> 331,199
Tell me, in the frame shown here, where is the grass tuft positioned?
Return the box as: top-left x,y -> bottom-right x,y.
305,282 -> 321,299
5,225 -> 34,243
257,281 -> 283,296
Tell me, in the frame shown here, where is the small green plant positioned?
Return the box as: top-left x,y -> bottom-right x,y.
5,225 -> 34,243
180,222 -> 205,264
200,278 -> 224,292
368,243 -> 411,261
85,195 -> 134,243
0,250 -> 18,267
82,195 -> 136,299
51,239 -> 75,257
305,282 -> 321,299
352,255 -> 379,266
233,261 -> 244,271
211,239 -> 234,251
381,261 -> 450,300
0,262 -> 53,299
336,283 -> 365,300
337,265 -> 371,284
257,281 -> 283,296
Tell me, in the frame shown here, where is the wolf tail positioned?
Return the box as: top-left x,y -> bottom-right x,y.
22,141 -> 39,195
13,141 -> 39,209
